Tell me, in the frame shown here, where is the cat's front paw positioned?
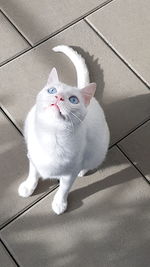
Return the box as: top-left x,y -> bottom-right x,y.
18,181 -> 35,198
52,198 -> 67,215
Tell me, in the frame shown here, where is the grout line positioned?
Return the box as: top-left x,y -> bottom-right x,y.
109,116 -> 150,149
0,10 -> 32,47
0,239 -> 20,267
0,106 -> 23,136
0,47 -> 32,68
31,0 -> 115,47
116,145 -> 150,185
0,184 -> 59,231
85,19 -> 150,90
0,0 -> 114,68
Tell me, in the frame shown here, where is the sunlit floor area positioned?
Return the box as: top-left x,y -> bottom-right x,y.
0,0 -> 150,266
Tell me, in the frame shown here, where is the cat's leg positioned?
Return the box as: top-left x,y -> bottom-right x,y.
78,169 -> 88,177
52,174 -> 77,215
18,160 -> 39,197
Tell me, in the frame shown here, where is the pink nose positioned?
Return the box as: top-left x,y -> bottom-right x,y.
55,95 -> 64,102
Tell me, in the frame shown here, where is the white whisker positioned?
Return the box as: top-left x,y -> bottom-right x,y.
60,104 -> 82,123
67,114 -> 75,133
70,111 -> 82,123
60,105 -> 74,133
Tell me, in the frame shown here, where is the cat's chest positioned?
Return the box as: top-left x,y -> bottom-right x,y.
28,131 -> 79,174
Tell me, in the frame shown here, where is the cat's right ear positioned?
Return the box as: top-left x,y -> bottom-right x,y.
81,83 -> 96,106
47,68 -> 59,85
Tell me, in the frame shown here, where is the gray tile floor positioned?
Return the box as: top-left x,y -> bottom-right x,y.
0,1 -> 150,266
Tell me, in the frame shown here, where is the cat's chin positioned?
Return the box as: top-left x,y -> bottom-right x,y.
50,106 -> 66,120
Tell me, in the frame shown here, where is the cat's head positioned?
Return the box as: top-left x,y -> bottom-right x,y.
36,68 -> 96,130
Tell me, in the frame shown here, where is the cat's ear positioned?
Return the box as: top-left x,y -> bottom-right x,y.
47,67 -> 59,85
81,83 -> 96,106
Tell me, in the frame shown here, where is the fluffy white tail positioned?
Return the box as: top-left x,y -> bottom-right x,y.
52,45 -> 90,88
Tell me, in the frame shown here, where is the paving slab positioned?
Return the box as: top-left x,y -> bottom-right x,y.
1,147 -> 150,267
87,0 -> 150,86
0,111 -> 57,228
0,0 -> 109,45
119,120 -> 150,182
0,241 -> 16,267
0,11 -> 30,65
0,21 -> 150,145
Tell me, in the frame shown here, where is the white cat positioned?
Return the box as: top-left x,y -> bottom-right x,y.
18,45 -> 110,215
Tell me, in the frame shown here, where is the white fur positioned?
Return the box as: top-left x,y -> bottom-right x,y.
53,45 -> 89,88
18,45 -> 110,215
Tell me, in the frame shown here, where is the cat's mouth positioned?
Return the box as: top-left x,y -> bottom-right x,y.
50,104 -> 65,119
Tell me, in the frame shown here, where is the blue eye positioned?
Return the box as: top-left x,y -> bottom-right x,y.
69,96 -> 79,104
47,87 -> 57,94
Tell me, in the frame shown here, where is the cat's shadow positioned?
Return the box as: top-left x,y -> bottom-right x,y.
67,165 -> 141,213
33,178 -> 58,195
33,169 -> 97,196
71,46 -> 105,102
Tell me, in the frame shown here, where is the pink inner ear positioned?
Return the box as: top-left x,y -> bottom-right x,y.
81,83 -> 96,105
47,67 -> 59,85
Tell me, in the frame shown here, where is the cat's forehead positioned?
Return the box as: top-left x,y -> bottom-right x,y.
61,83 -> 78,93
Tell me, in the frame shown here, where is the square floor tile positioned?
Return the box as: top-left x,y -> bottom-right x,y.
1,0 -> 107,45
87,0 -> 150,86
0,242 -> 16,267
0,111 -> 57,228
1,147 -> 150,267
0,11 -> 30,65
119,120 -> 150,182
0,21 -> 150,145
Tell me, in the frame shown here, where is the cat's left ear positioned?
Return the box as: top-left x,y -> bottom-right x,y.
47,67 -> 59,85
81,83 -> 96,106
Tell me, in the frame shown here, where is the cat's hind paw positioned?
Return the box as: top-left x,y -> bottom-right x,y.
18,181 -> 35,198
52,199 -> 67,215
